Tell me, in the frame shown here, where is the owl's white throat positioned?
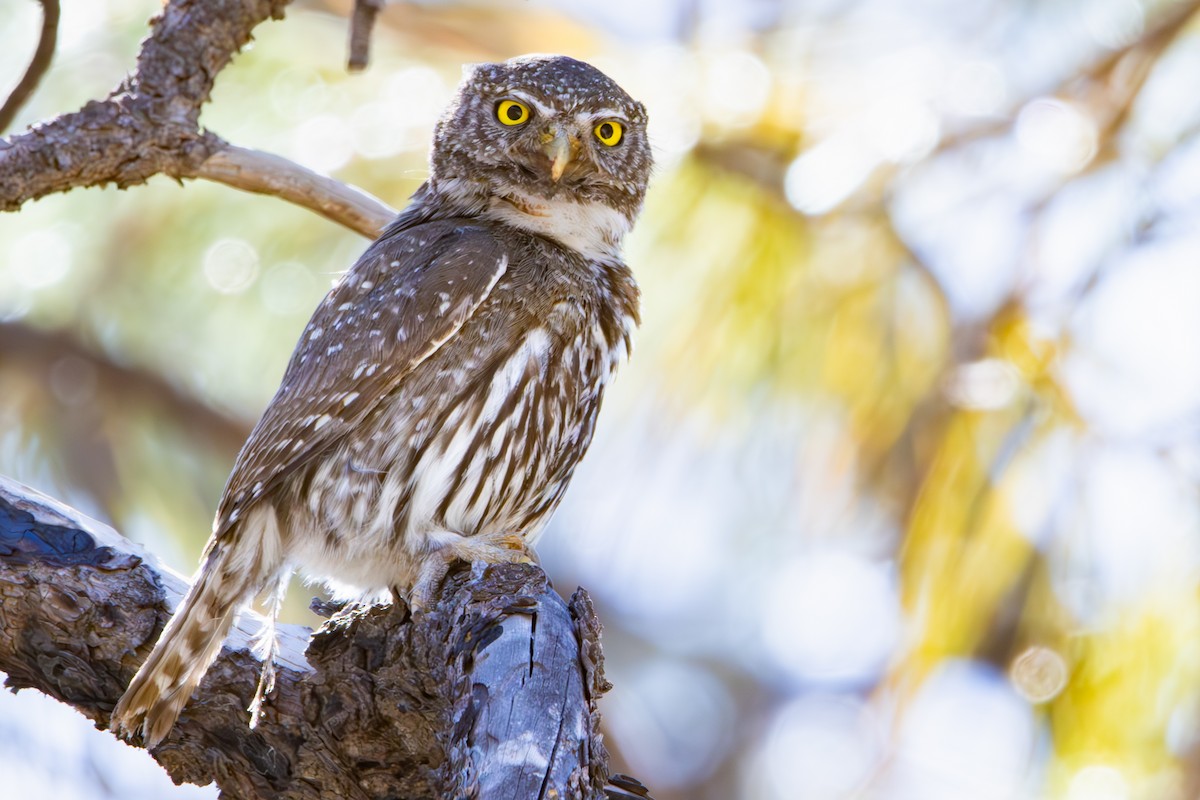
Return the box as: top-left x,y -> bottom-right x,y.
483,190 -> 631,261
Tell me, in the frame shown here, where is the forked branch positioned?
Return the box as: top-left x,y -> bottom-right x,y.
0,0 -> 395,240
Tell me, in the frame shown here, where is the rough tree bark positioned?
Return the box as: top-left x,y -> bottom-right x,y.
0,476 -> 649,799
0,0 -> 652,797
0,0 -> 395,237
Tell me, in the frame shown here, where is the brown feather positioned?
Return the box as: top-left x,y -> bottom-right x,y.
213,221 -> 509,539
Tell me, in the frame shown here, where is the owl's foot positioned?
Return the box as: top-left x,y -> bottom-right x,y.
409,558 -> 450,612
248,572 -> 288,728
409,531 -> 536,611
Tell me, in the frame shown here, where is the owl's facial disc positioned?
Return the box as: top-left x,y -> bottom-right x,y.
432,55 -> 651,226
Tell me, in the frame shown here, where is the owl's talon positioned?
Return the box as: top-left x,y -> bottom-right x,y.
409,556 -> 452,612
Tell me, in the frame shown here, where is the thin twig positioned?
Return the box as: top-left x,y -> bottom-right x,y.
0,0 -> 61,133
348,0 -> 385,72
192,143 -> 397,238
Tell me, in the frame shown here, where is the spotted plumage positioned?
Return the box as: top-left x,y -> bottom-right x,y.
110,54 -> 651,747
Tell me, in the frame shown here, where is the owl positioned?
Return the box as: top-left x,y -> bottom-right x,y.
111,54 -> 651,747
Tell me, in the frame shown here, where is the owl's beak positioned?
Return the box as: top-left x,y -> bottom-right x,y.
544,129 -> 574,182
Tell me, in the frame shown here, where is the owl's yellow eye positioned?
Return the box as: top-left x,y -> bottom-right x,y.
594,120 -> 623,146
497,100 -> 530,126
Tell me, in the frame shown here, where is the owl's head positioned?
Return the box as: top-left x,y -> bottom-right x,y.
430,55 -> 652,224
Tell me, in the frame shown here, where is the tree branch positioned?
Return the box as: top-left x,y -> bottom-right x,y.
0,321 -> 251,457
0,0 -> 289,209
0,0 -> 60,134
347,0 -> 385,72
0,0 -> 401,240
192,144 -> 396,238
0,474 -> 644,799
0,0 -> 398,242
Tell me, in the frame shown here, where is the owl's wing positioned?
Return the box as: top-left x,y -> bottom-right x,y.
213,219 -> 510,537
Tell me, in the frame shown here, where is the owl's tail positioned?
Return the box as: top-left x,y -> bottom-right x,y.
110,504 -> 283,748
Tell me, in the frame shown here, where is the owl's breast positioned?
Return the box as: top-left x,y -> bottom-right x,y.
413,273 -> 628,540
289,240 -> 637,583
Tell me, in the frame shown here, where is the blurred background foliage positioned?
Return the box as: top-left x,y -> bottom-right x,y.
3,0 -> 1200,798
